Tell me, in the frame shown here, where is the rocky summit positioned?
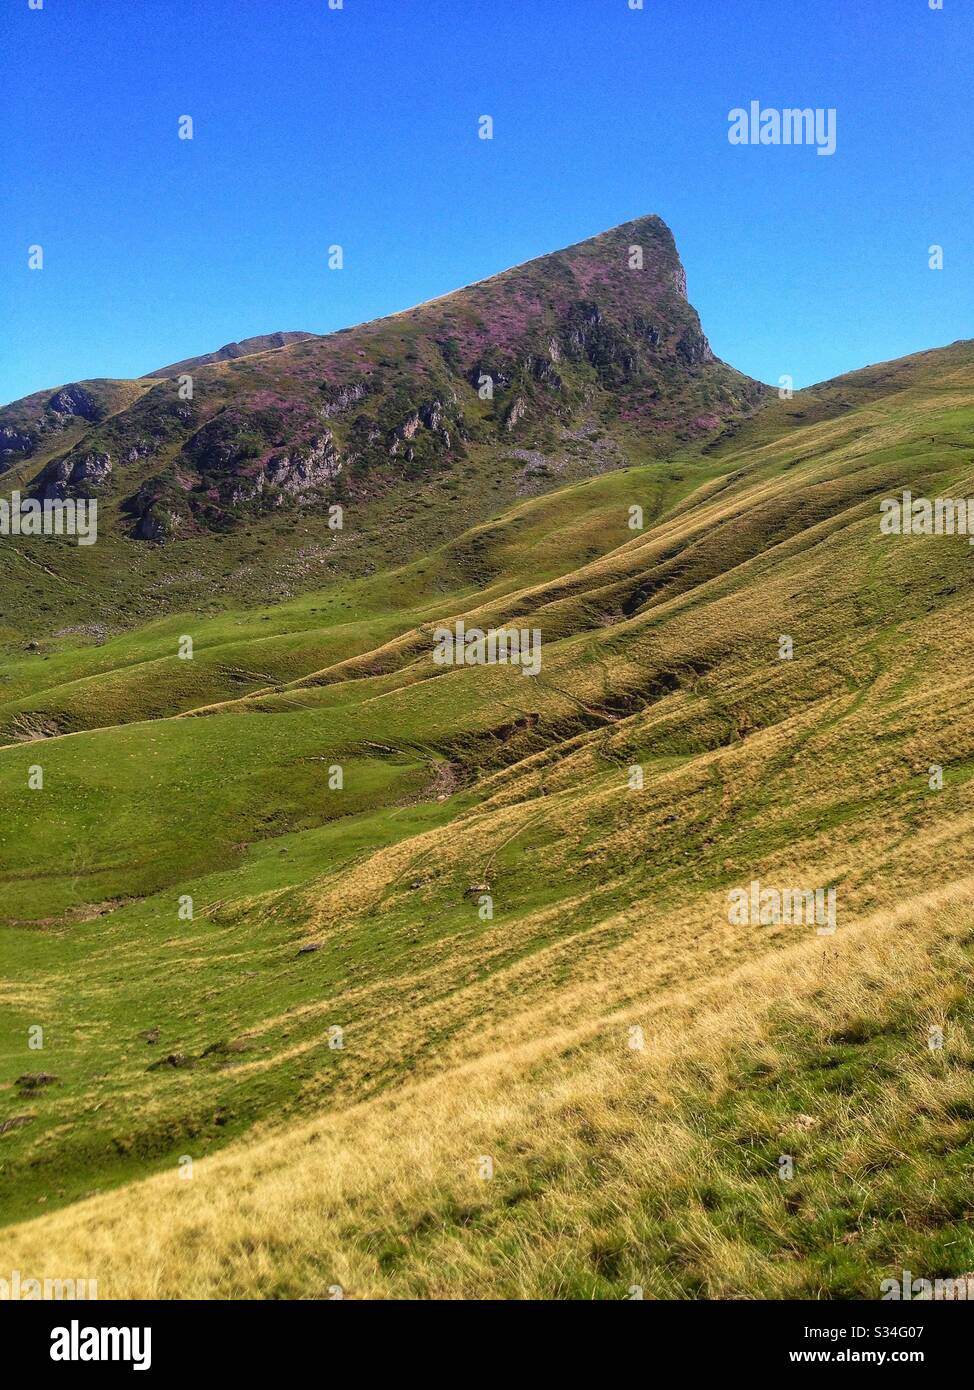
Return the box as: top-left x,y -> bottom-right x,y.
0,216 -> 763,568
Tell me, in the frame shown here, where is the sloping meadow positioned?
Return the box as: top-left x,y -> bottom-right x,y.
2,342 -> 974,1293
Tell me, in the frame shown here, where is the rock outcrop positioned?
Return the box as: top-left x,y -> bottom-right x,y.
265,433 -> 343,498
34,451 -> 112,500
47,384 -> 98,420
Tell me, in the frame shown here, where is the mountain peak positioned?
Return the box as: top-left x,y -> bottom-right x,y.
393,214 -> 699,364
542,213 -> 688,295
1,217 -> 765,552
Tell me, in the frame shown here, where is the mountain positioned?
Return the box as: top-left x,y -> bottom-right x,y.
0,217 -> 765,632
2,221 -> 974,1300
143,331 -> 318,378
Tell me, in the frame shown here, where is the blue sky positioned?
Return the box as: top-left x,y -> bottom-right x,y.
2,0 -> 971,404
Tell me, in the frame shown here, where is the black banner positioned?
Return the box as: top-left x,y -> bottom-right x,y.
6,1298 -> 967,1374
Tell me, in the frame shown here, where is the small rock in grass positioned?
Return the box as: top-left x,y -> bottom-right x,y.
16,1073 -> 57,1090
0,1116 -> 34,1135
146,1053 -> 193,1072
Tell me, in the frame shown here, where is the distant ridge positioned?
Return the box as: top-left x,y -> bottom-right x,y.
144,331 -> 318,378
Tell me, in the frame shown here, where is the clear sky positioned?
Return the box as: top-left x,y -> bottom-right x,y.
2,0 -> 971,404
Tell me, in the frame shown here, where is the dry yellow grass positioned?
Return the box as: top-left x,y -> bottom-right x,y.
3,878 -> 971,1299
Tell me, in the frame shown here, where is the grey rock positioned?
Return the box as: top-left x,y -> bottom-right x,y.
0,426 -> 34,461
146,1053 -> 193,1071
321,382 -> 367,418
420,400 -> 444,431
133,506 -> 183,542
47,384 -> 97,420
35,451 -> 112,501
504,396 -> 527,431
265,432 -> 342,499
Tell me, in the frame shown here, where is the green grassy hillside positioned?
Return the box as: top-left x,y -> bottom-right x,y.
2,235 -> 973,1297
